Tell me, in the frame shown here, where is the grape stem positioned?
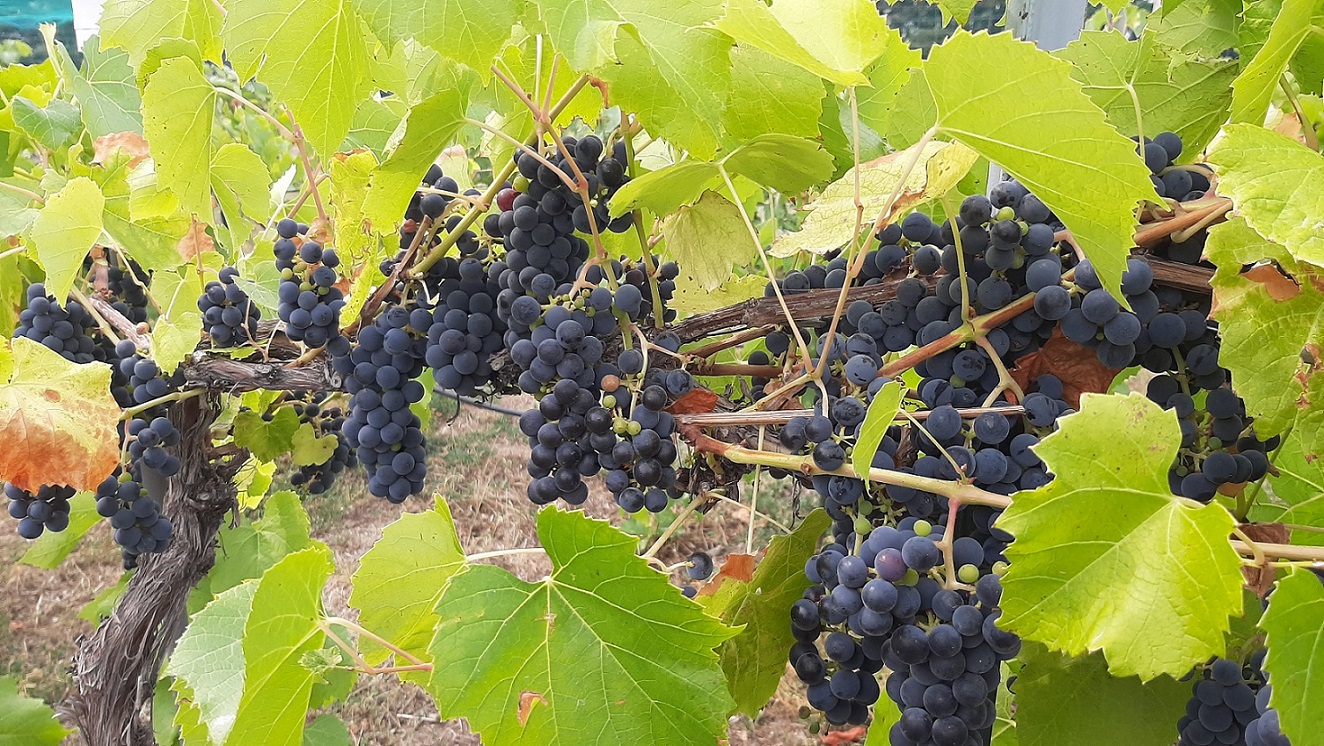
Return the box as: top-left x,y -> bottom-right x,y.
0,180 -> 43,205
1279,75 -> 1319,151
974,333 -> 1025,406
641,492 -> 709,560
936,496 -> 971,591
685,325 -> 777,362
69,285 -> 122,346
674,403 -> 1025,428
118,389 -> 204,421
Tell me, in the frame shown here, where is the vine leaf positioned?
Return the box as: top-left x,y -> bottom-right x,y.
699,509 -> 831,715
1249,439 -> 1324,545
0,337 -> 121,493
992,661 -> 1018,745
99,0 -> 223,67
210,143 -> 272,252
1057,30 -> 1237,159
854,380 -> 903,478
11,97 -> 81,151
426,506 -> 738,745
1207,124 -> 1324,267
1262,568 -> 1324,746
907,30 -> 1162,296
232,407 -> 301,464
1012,643 -> 1189,746
30,176 -> 105,304
303,714 -> 353,746
141,56 -> 215,220
1149,0 -> 1242,58
1206,217 -> 1324,458
863,691 -> 903,745
361,87 -> 469,238
329,150 -> 378,267
222,0 -> 374,157
349,496 -> 466,685
532,0 -> 730,157
169,580 -> 259,746
19,490 -> 101,568
770,139 -> 977,257
48,34 -> 142,140
609,134 -> 833,219
355,0 -> 521,77
0,675 -> 70,745
715,0 -> 892,86
290,424 -> 338,467
91,154 -> 192,272
996,393 -> 1245,680
724,46 -> 825,140
170,545 -> 335,746
191,491 -> 313,610
659,192 -> 751,292
1230,0 -> 1317,125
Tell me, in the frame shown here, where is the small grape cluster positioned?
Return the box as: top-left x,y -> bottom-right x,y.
1177,653 -> 1291,746
1038,256 -> 1155,368
273,218 -> 349,353
591,363 -> 686,513
14,283 -> 99,363
518,378 -> 602,506
4,483 -> 73,539
290,393 -> 354,495
1149,386 -> 1273,502
95,470 -> 171,565
105,255 -> 150,324
339,303 -> 429,502
392,166 -> 487,290
119,352 -> 183,477
198,266 -> 261,347
1140,131 -> 1210,202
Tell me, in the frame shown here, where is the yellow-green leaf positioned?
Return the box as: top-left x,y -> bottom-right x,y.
30,176 -> 104,303
142,56 -> 215,220
660,191 -> 752,292
715,0 -> 892,86
1230,0 -> 1318,125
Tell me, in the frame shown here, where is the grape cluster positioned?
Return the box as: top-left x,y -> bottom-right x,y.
791,518 -> 1020,738
1042,256 -> 1155,368
1149,385 -> 1274,502
518,378 -> 601,506
105,255 -> 150,324
338,303 -> 429,502
274,218 -> 349,353
14,283 -> 99,363
95,470 -> 171,564
1177,653 -> 1292,746
424,255 -> 506,396
290,393 -> 354,495
4,483 -> 74,539
119,352 -> 184,477
199,266 -> 261,347
1140,131 -> 1210,202
591,366 -> 685,513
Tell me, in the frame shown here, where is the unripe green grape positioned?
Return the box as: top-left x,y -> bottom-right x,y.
914,519 -> 933,537
958,564 -> 980,584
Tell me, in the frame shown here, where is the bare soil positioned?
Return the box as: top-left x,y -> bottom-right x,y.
1,397 -> 834,745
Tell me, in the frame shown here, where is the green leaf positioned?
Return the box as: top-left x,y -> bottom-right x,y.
919,31 -> 1162,297
100,0 -> 223,67
863,692 -> 903,745
1205,216 -> 1324,456
1013,644 -> 1190,746
11,97 -> 81,151
19,490 -> 101,568
222,0 -> 374,157
669,273 -> 766,314
350,496 -> 466,684
853,381 -> 903,478
233,406 -> 302,463
992,660 -> 1018,745
996,393 -> 1244,680
29,176 -> 104,308
1149,0 -> 1242,58
356,0 -> 524,76
48,35 -> 142,140
659,191 -> 753,292
1231,0 -> 1317,125
699,509 -> 830,715
291,424 -> 338,467
723,45 -> 825,140
608,161 -> 718,218
533,0 -> 730,157
142,57 -> 215,220
723,134 -> 835,195
426,506 -> 738,745
329,149 -> 379,265
1207,124 -> 1324,266
1249,440 -> 1324,544
303,715 -> 353,746
1261,567 -> 1324,746
80,571 -> 131,623
191,490 -> 312,610
168,580 -> 260,746
91,155 -> 191,271
362,88 -> 469,237
715,0 -> 892,86
854,29 -> 923,147
0,676 -> 70,745
0,188 -> 39,238
151,311 -> 202,375
770,139 -> 978,257
1057,31 -> 1237,158
210,143 -> 271,251
342,97 -> 405,158
0,60 -> 55,99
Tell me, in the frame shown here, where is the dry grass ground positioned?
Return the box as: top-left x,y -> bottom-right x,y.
0,396 -> 829,745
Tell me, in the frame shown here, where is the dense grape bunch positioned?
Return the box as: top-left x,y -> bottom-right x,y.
337,303 -> 430,502
424,255 -> 506,396
273,218 -> 350,355
1176,653 -> 1292,746
14,283 -> 99,363
198,267 -> 261,347
95,471 -> 172,565
4,483 -> 74,539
